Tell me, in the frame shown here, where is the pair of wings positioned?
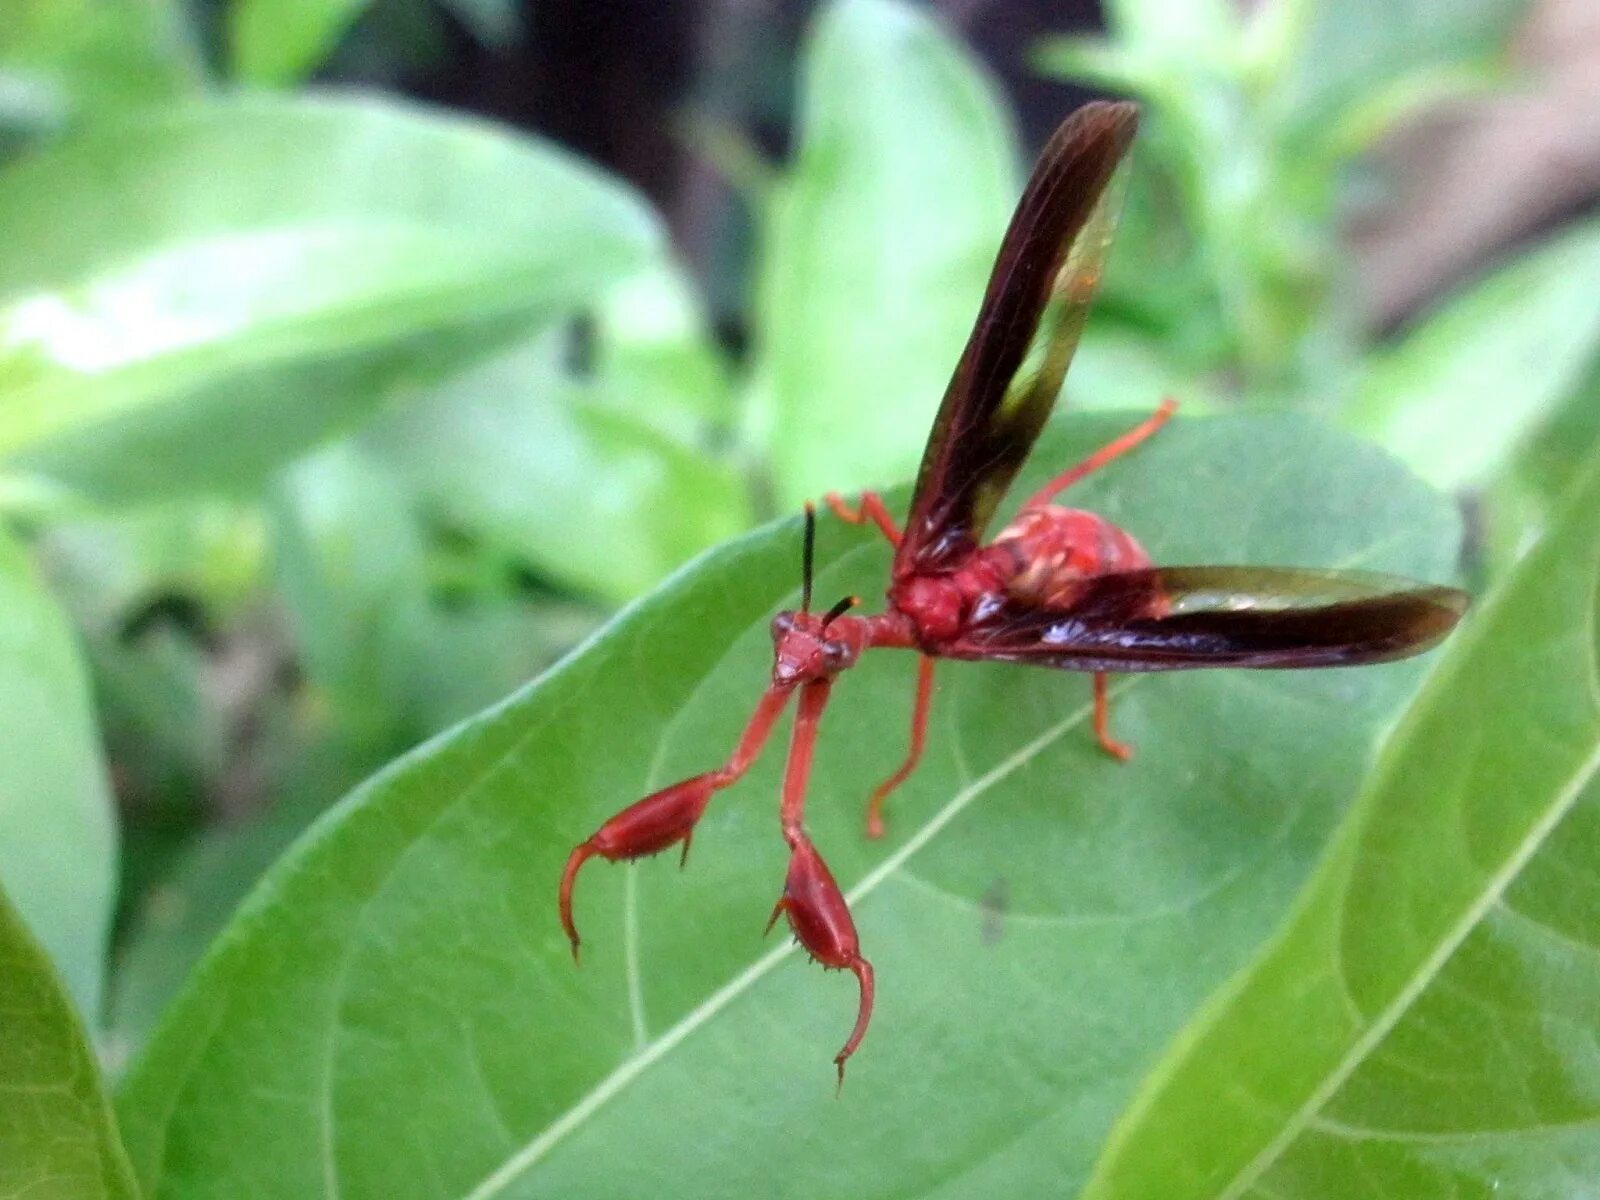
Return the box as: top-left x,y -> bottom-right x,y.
894,101 -> 1465,671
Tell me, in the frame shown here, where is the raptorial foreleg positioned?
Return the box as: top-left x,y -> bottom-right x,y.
766,679 -> 876,1085
559,684 -> 792,961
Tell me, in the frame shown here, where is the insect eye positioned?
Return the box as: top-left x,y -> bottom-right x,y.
771,613 -> 796,641
823,641 -> 850,670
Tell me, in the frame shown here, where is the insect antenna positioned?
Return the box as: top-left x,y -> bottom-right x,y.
822,595 -> 859,629
801,502 -> 817,614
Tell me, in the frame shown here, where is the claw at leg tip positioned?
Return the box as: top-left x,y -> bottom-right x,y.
558,841 -> 596,968
830,955 -> 875,1090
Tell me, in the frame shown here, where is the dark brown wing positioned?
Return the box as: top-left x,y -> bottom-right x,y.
894,100 -> 1139,579
942,567 -> 1468,672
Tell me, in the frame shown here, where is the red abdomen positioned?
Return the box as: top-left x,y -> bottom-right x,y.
985,507 -> 1152,606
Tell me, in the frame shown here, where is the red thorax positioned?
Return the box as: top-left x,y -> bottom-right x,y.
888,505 -> 1152,647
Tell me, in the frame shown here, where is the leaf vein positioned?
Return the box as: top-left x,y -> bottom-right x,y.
1211,742 -> 1600,1200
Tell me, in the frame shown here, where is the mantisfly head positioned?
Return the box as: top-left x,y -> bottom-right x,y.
770,597 -> 861,687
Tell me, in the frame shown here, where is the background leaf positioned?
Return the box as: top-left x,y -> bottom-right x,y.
1486,355 -> 1600,570
370,334 -> 749,604
116,414 -> 1459,1198
0,94 -> 662,502
231,0 -> 375,85
269,442 -> 428,748
750,0 -> 1017,506
1346,217 -> 1600,491
0,525 -> 116,1021
1278,0 -> 1529,139
0,879 -> 139,1200
0,0 -> 200,133
1081,444 -> 1600,1199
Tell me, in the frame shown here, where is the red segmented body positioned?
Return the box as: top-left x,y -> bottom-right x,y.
557,100 -> 1467,1083
889,504 -> 1162,647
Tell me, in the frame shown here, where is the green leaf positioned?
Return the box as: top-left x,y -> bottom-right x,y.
0,880 -> 139,1200
398,600 -> 603,737
752,0 -> 1017,506
1279,0 -> 1528,138
0,94 -> 662,502
1485,355 -> 1600,571
0,525 -> 116,1022
116,414 -> 1459,1198
269,435 -> 607,738
590,263 -> 735,440
231,0 -> 374,84
0,0 -> 200,132
1067,330 -> 1225,416
269,442 -> 427,746
1312,61 -> 1503,165
1081,439 -> 1600,1200
1346,217 -> 1600,490
1030,37 -> 1163,102
370,335 -> 750,604
1102,0 -> 1238,61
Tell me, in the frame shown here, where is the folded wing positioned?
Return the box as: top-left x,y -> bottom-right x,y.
896,101 -> 1139,578
944,566 -> 1468,672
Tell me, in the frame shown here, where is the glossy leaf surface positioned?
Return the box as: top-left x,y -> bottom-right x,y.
0,95 -> 660,501
116,414 -> 1459,1198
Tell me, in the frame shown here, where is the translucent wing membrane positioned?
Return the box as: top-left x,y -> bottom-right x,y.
896,101 -> 1139,578
946,567 -> 1469,672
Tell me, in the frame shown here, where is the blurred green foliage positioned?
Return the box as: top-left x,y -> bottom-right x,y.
0,0 -> 1597,1196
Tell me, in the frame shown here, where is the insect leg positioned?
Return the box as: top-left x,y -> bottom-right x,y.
1091,671 -> 1132,762
824,490 -> 902,546
863,655 -> 935,839
766,679 -> 876,1084
560,684 -> 793,961
1019,397 -> 1177,512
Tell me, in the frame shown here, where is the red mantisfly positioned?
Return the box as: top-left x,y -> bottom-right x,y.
559,100 -> 1466,1083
